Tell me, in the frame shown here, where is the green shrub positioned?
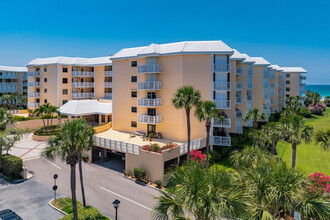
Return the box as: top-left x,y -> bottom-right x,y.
33,125 -> 60,136
13,115 -> 31,121
134,168 -> 146,181
61,206 -> 103,220
0,154 -> 23,179
299,107 -> 311,118
123,170 -> 131,176
81,154 -> 89,162
155,180 -> 162,188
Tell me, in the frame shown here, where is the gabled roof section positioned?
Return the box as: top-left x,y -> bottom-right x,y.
111,41 -> 234,60
240,54 -> 256,64
269,65 -> 283,72
59,100 -> 112,116
27,56 -> 112,67
250,57 -> 271,66
0,66 -> 28,72
230,49 -> 246,60
281,67 -> 307,73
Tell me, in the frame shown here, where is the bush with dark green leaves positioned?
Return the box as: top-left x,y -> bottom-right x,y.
33,125 -> 60,136
134,168 -> 146,181
0,154 -> 23,179
299,107 -> 311,118
155,180 -> 162,188
61,206 -> 108,220
13,115 -> 31,121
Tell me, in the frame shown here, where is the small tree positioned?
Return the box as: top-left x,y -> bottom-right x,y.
314,129 -> 330,150
0,108 -> 14,131
1,128 -> 30,154
324,96 -> 330,107
244,108 -> 266,147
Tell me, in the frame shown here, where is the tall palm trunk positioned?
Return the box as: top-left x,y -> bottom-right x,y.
205,122 -> 211,170
291,143 -> 297,173
78,152 -> 86,207
186,110 -> 191,160
70,164 -> 78,220
253,121 -> 257,147
271,139 -> 277,155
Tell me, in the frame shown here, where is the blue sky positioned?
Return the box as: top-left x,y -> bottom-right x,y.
0,0 -> 329,84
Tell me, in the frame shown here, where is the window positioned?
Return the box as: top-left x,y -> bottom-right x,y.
62,100 -> 68,105
44,78 -> 47,82
44,67 -> 47,72
286,74 -> 290,78
63,67 -> 68,73
279,99 -> 282,103
131,107 -> 137,113
62,78 -> 68,84
286,87 -> 290,91
271,100 -> 275,105
131,76 -> 137,82
131,121 -> 137,127
44,99 -> 47,104
279,75 -> 283,79
286,81 -> 290,85
131,91 -> 137,97
278,83 -> 283,88
44,89 -> 47,93
131,61 -> 137,67
62,89 -> 68,95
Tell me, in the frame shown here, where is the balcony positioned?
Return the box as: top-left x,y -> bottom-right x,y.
212,118 -> 231,128
300,83 -> 306,87
247,82 -> 253,89
104,82 -> 112,88
72,93 -> 94,98
263,72 -> 270,78
0,87 -> 17,93
104,71 -> 112,77
236,67 -> 243,75
212,129 -> 231,146
246,120 -> 253,127
28,92 -> 40,98
247,95 -> 253,101
138,98 -> 162,107
137,81 -> 162,90
28,102 -> 40,108
278,91 -> 283,96
72,82 -> 94,88
104,93 -> 112,99
138,64 -> 162,74
0,73 -> 18,79
247,70 -> 253,76
236,96 -> 243,104
212,82 -> 231,91
300,76 -> 306,80
27,71 -> 41,77
236,110 -> 243,119
72,71 -> 94,77
137,114 -> 162,124
214,100 -> 231,109
236,82 -> 243,91
213,64 -> 231,72
27,82 -> 41,87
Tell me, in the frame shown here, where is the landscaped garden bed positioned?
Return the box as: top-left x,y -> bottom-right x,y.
123,168 -> 165,191
0,154 -> 25,183
50,197 -> 109,220
141,142 -> 178,154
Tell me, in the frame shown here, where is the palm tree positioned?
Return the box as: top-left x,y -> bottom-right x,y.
314,129 -> 330,150
172,86 -> 201,160
17,94 -> 27,107
280,115 -> 314,172
153,162 -> 247,219
0,94 -> 11,104
285,96 -> 302,114
33,105 -> 47,128
0,108 -> 14,131
195,100 -> 224,170
244,108 -> 266,147
312,92 -> 321,105
265,122 -> 283,155
9,93 -> 17,105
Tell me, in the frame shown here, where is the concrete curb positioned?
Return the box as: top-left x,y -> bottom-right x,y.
122,174 -> 165,193
0,173 -> 25,184
48,199 -> 67,216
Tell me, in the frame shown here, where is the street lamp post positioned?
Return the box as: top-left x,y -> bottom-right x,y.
112,199 -> 120,220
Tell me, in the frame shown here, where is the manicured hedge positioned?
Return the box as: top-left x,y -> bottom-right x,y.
134,168 -> 146,181
33,125 -> 60,136
0,154 -> 23,179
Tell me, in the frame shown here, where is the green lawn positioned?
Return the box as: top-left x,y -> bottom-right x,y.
276,108 -> 330,175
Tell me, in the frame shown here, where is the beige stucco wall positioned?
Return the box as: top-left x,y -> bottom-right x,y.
286,73 -> 300,96
252,65 -> 264,112
7,118 -> 67,130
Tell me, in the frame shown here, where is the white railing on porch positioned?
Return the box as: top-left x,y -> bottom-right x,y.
94,136 -> 140,155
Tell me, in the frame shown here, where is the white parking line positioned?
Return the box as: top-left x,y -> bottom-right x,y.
42,157 -> 62,169
100,186 -> 152,211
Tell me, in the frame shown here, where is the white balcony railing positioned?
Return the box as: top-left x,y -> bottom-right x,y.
236,126 -> 243,134
300,83 -> 306,87
137,114 -> 162,124
104,93 -> 112,99
27,82 -> 41,87
212,135 -> 231,146
300,76 -> 306,80
72,82 -> 94,87
104,82 -> 113,88
137,81 -> 162,90
213,82 -> 231,91
0,73 -> 18,79
28,92 -> 40,98
72,93 -> 94,98
138,98 -> 162,107
214,100 -> 231,109
213,64 -> 231,72
138,64 -> 162,74
27,71 -> 41,77
94,136 -> 140,155
72,71 -> 94,77
28,102 -> 40,108
104,71 -> 112,77
212,118 -> 231,128
236,67 -> 243,75
236,82 -> 243,90
236,96 -> 243,104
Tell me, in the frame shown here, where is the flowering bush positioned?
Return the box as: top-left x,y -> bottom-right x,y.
308,103 -> 326,115
190,150 -> 206,163
306,172 -> 330,197
141,142 -> 178,154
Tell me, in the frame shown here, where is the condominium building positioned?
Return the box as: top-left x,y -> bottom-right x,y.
281,67 -> 307,98
0,66 -> 28,100
26,56 -> 112,108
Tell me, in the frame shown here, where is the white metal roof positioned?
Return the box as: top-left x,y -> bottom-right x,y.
230,49 -> 246,60
27,56 -> 112,67
281,67 -> 307,73
240,54 -> 256,64
59,100 -> 112,116
0,66 -> 28,72
269,65 -> 283,72
111,41 -> 234,59
250,57 -> 271,66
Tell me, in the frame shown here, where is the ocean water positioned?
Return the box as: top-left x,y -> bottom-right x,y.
306,85 -> 330,99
